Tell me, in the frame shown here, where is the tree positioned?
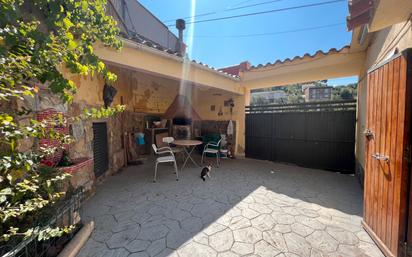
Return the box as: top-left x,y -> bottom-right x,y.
280,84 -> 305,103
340,88 -> 353,100
251,95 -> 268,106
331,83 -> 358,100
0,0 -> 124,245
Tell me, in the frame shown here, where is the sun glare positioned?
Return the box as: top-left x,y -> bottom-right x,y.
179,0 -> 197,112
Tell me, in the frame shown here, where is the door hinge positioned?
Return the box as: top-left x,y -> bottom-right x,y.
404,145 -> 412,164
400,241 -> 412,257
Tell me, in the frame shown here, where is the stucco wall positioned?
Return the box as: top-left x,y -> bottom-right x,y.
355,19 -> 412,182
71,65 -> 180,114
241,49 -> 365,90
365,21 -> 412,69
355,72 -> 367,184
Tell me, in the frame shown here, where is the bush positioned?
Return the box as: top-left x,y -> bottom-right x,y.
0,0 -> 125,245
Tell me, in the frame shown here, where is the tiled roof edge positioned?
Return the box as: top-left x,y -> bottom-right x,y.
118,34 -> 240,80
249,46 -> 350,70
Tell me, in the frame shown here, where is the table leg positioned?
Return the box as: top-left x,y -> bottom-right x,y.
181,146 -> 199,170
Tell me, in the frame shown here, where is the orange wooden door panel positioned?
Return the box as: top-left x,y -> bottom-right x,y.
363,50 -> 411,257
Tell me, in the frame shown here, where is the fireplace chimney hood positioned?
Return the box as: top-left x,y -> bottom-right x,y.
163,95 -> 201,121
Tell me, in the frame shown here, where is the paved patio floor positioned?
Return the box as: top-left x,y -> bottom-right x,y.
77,157 -> 383,257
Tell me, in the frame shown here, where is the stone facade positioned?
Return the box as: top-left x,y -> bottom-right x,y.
122,111 -> 146,133
9,84 -> 147,191
68,101 -> 147,179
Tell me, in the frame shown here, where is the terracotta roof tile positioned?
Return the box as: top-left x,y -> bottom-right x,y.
249,45 -> 350,70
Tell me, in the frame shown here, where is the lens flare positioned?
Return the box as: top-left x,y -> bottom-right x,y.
179,0 -> 197,117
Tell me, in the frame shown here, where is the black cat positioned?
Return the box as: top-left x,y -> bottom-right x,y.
200,164 -> 212,181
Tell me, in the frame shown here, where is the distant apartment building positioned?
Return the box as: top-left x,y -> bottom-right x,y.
304,86 -> 333,102
251,90 -> 287,104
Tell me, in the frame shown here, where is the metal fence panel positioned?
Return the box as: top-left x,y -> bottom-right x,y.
1,189 -> 85,257
245,100 -> 356,173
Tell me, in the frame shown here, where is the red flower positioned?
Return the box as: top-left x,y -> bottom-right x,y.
40,159 -> 54,167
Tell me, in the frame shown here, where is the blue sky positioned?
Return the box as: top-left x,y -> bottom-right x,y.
138,0 -> 357,85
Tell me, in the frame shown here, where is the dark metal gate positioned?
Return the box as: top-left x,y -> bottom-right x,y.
245,100 -> 357,173
93,122 -> 109,177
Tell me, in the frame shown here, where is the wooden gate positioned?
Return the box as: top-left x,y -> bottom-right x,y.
363,49 -> 412,257
245,100 -> 357,173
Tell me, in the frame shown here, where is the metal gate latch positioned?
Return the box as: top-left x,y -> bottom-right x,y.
372,153 -> 389,162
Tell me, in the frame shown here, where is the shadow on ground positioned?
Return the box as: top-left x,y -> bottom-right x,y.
77,156 -> 383,257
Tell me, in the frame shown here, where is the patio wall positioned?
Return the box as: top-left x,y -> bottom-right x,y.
11,56 -> 246,188
355,20 -> 412,184
191,90 -> 246,154
67,65 -> 181,180
64,63 -> 246,182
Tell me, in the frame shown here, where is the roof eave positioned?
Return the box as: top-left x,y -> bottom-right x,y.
120,37 -> 240,81
249,46 -> 351,70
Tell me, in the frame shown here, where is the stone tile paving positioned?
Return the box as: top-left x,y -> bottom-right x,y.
77,157 -> 384,257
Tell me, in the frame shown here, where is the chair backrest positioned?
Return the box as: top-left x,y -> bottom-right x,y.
162,137 -> 174,144
206,138 -> 222,149
152,144 -> 158,153
212,138 -> 222,146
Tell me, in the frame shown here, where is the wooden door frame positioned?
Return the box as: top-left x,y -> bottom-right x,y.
398,49 -> 412,257
405,50 -> 412,257
406,139 -> 412,256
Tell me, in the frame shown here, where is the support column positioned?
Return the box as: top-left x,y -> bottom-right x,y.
235,88 -> 250,156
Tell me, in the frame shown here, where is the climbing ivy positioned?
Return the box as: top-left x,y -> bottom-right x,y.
0,0 -> 124,244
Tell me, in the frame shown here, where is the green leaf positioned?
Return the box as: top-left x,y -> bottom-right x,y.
0,0 -> 123,243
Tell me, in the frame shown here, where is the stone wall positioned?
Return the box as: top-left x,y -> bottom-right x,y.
106,111 -> 124,175
67,101 -> 94,160
15,87 -> 68,154
11,83 -> 147,186
59,158 -> 94,193
122,111 -> 146,133
68,101 -> 146,178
